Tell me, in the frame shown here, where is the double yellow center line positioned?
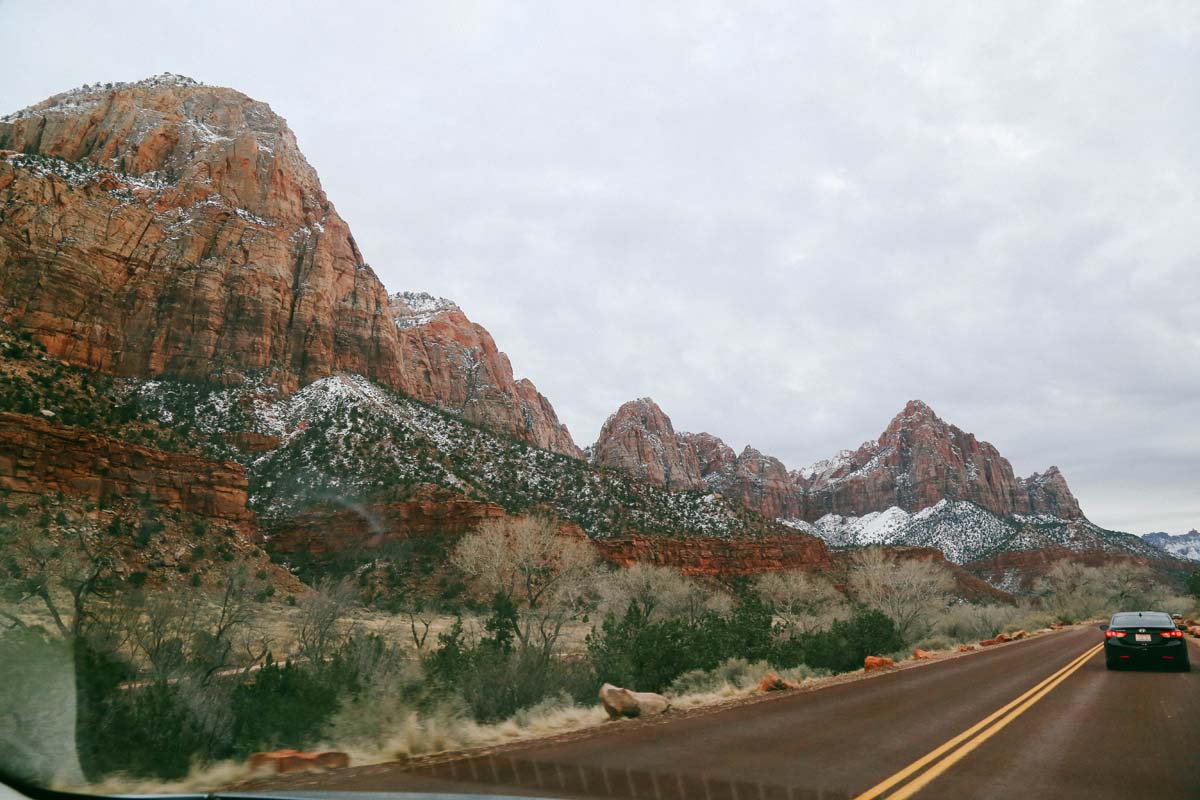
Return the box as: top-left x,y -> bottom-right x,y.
853,642 -> 1103,799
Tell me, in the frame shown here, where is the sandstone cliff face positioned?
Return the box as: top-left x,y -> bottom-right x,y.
686,438 -> 804,520
590,398 -> 703,491
267,486 -> 508,557
596,397 -> 1085,523
594,533 -> 831,577
0,75 -> 579,457
0,410 -> 254,536
682,432 -> 737,485
390,292 -> 581,457
0,74 -> 397,390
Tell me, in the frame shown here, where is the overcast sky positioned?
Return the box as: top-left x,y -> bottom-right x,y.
2,1 -> 1197,534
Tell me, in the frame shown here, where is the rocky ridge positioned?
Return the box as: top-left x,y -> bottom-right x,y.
0,75 -> 1173,594
784,499 -> 1162,566
0,75 -> 579,456
593,397 -> 1085,523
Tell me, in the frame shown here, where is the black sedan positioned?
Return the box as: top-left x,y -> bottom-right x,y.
1101,611 -> 1191,671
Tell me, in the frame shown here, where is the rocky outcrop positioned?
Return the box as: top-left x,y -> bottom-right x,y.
682,432 -> 737,486
595,533 -> 832,576
591,399 -> 703,491
0,76 -> 579,457
266,488 -> 508,556
390,292 -> 581,457
706,445 -> 804,520
0,411 -> 254,536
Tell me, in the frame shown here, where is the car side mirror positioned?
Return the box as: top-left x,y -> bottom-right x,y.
1097,624 -> 1108,631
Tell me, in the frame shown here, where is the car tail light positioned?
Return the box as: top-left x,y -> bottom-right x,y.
1105,630 -> 1126,638
1159,629 -> 1184,639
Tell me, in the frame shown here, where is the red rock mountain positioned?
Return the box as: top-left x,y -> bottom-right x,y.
798,400 -> 1084,520
593,398 -> 1084,521
590,398 -> 703,491
0,74 -> 579,457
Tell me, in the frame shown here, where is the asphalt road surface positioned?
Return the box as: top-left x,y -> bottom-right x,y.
247,627 -> 1200,799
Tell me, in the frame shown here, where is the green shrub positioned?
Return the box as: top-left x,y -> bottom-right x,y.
587,593 -> 776,693
774,609 -> 904,673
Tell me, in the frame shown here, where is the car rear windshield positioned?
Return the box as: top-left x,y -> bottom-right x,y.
1111,613 -> 1174,628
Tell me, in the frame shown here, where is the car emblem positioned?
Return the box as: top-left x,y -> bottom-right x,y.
1138,628 -> 1145,633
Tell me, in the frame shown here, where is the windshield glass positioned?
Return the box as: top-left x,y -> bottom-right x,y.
2,3 -> 1199,799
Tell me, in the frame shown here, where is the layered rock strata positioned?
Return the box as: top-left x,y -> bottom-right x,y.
0,75 -> 579,456
0,411 -> 254,535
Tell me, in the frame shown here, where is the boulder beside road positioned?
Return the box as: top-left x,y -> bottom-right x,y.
599,683 -> 671,719
757,672 -> 802,692
864,656 -> 895,671
249,750 -> 349,773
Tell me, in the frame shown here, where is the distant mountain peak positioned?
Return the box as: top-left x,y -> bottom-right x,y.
1143,529 -> 1200,562
591,398 -> 703,491
595,396 -> 1085,523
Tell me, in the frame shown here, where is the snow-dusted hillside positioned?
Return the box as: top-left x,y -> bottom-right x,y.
134,374 -> 780,540
783,500 -> 1163,564
1144,530 -> 1200,562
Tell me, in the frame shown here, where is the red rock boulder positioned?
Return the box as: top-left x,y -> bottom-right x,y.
756,672 -> 802,692
912,649 -> 935,660
980,633 -> 1012,647
864,656 -> 895,671
249,750 -> 349,773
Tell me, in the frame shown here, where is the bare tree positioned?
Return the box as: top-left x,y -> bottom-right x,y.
1032,560 -> 1169,623
452,515 -> 599,658
755,570 -> 850,633
598,562 -> 699,623
193,567 -> 271,683
130,585 -> 203,679
295,577 -> 355,665
0,520 -> 118,640
848,549 -> 954,643
402,602 -> 435,652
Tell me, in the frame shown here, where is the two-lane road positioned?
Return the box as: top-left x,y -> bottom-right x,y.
246,627 -> 1200,799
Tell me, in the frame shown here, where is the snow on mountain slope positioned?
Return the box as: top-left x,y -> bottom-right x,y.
1144,530 -> 1200,561
785,500 -> 1165,565
132,374 -> 783,541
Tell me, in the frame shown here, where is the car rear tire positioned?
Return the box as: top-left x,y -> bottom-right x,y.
1106,659 -> 1119,671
